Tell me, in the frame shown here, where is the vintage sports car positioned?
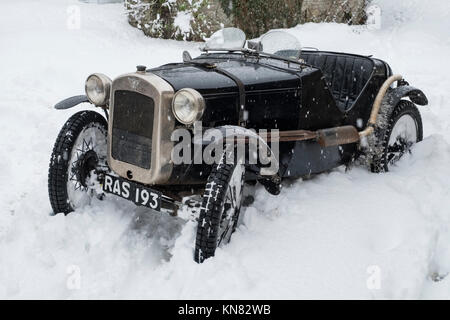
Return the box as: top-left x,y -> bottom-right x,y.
48,28 -> 428,263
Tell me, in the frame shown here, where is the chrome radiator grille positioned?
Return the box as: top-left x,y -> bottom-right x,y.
108,73 -> 175,185
111,90 -> 154,169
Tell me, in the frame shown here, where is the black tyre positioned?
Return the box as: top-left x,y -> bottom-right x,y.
370,100 -> 423,172
194,155 -> 245,263
48,111 -> 108,214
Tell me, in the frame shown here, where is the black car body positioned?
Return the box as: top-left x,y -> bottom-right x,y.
49,28 -> 428,262
149,51 -> 385,181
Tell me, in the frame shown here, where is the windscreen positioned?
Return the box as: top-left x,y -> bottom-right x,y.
260,31 -> 302,59
204,27 -> 246,50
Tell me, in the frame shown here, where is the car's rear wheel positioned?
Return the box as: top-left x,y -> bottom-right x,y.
194,154 -> 245,263
370,100 -> 423,172
48,111 -> 108,214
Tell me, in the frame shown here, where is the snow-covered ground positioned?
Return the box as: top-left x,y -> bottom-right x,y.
0,0 -> 449,299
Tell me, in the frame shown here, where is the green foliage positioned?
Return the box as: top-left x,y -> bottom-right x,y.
218,0 -> 303,39
125,0 -> 176,39
125,0 -> 367,41
125,0 -> 222,41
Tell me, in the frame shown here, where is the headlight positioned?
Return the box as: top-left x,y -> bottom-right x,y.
85,73 -> 112,106
172,88 -> 205,125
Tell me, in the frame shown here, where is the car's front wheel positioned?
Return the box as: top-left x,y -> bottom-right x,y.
194,154 -> 245,263
48,111 -> 108,214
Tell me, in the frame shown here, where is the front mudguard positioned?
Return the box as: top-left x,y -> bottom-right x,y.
54,95 -> 89,109
384,85 -> 428,107
195,125 -> 280,177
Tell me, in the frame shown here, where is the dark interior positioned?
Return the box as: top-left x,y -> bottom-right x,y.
301,51 -> 375,112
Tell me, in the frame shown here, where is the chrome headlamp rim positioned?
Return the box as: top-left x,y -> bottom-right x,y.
171,88 -> 205,125
85,73 -> 112,106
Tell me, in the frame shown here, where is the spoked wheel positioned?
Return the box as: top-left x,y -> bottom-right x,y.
371,100 -> 423,172
48,111 -> 108,214
386,114 -> 418,165
194,154 -> 245,263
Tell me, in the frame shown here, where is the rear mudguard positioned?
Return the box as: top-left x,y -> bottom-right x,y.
384,85 -> 428,107
54,95 -> 89,109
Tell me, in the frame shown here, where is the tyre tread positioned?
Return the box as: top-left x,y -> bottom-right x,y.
48,111 -> 107,214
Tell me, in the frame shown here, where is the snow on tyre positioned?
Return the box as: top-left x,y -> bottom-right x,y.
370,100 -> 423,172
195,153 -> 246,263
48,111 -> 108,214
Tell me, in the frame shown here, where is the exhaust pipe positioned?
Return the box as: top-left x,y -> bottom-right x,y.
317,126 -> 360,147
359,74 -> 403,138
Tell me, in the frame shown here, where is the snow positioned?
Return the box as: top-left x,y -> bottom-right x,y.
174,11 -> 192,34
0,0 -> 449,299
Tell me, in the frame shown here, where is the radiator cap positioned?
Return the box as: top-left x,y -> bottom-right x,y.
136,65 -> 146,72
